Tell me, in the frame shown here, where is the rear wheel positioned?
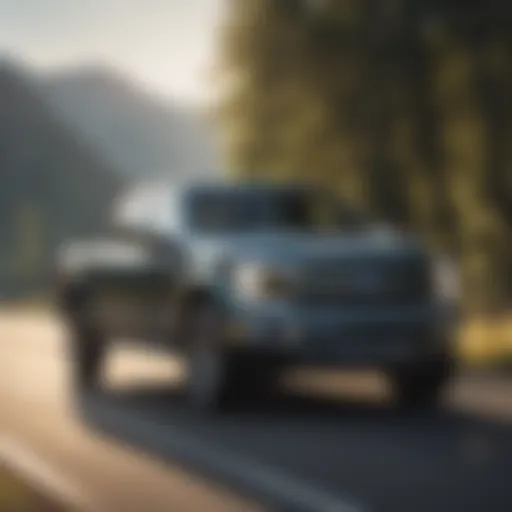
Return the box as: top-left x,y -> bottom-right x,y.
69,325 -> 106,392
390,356 -> 454,410
65,288 -> 107,393
68,292 -> 106,392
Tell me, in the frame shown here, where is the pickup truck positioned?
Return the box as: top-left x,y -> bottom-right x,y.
55,180 -> 459,412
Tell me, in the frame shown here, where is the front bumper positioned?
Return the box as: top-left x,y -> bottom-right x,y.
226,302 -> 457,366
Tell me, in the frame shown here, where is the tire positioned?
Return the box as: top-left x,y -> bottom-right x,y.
186,303 -> 281,413
390,356 -> 454,410
69,324 -> 106,392
227,355 -> 282,404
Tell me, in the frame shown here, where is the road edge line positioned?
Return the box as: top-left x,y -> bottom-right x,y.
81,398 -> 368,512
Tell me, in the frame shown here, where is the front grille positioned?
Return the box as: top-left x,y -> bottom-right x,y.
300,254 -> 431,305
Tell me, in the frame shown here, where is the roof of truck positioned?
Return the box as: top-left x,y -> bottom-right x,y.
119,177 -> 315,198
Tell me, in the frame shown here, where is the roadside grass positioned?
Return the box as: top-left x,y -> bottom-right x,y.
0,464 -> 69,512
458,315 -> 512,369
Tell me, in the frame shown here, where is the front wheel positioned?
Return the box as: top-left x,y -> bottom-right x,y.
390,356 -> 454,410
187,335 -> 231,413
186,304 -> 281,413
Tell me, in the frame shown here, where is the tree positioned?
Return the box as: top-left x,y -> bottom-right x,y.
217,0 -> 512,312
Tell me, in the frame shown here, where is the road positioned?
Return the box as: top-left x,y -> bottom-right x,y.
0,311 -> 257,512
1,311 -> 512,512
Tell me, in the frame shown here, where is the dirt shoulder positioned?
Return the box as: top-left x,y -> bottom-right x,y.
0,464 -> 72,512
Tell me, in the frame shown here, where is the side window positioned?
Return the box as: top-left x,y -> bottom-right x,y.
112,186 -> 152,232
153,189 -> 180,234
111,185 -> 178,235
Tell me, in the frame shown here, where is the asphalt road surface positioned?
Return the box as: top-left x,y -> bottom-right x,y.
1,311 -> 512,512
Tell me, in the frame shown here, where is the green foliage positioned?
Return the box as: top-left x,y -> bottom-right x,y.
217,1 -> 512,313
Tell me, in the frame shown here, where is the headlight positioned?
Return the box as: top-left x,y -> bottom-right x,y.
233,263 -> 292,302
432,255 -> 461,303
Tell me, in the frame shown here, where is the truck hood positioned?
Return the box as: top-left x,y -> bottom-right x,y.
190,224 -> 424,270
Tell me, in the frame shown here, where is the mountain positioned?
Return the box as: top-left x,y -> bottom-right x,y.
41,64 -> 221,180
0,60 -> 123,297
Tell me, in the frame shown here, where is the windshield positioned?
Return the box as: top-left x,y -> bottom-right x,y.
186,187 -> 365,234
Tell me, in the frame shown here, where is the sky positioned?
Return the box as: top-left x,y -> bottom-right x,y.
0,0 -> 224,104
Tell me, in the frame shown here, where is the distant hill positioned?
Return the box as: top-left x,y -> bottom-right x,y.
42,64 -> 221,180
0,60 -> 123,297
